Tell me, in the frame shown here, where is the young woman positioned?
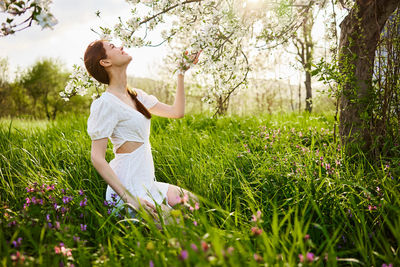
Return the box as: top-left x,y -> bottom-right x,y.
84,39 -> 201,219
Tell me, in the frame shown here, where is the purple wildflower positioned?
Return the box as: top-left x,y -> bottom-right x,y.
80,198 -> 87,207
79,189 -> 84,195
73,236 -> 80,242
149,260 -> 154,267
80,224 -> 87,231
46,214 -> 50,222
179,250 -> 188,260
12,237 -> 22,248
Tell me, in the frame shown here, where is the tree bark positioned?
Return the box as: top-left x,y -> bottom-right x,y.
338,0 -> 399,148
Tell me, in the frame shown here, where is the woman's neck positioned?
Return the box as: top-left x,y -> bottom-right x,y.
107,67 -> 128,95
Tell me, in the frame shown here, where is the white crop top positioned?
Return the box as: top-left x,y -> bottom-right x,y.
87,88 -> 159,154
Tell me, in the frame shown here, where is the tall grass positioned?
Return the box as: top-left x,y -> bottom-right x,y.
0,112 -> 399,266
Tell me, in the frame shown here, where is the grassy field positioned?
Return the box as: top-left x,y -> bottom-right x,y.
0,112 -> 399,266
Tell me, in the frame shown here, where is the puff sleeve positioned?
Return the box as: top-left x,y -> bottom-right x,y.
135,88 -> 159,109
87,98 -> 118,140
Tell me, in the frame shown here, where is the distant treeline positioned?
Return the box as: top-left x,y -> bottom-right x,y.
0,58 -> 333,120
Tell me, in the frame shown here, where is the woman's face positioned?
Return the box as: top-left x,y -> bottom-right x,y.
101,41 -> 132,67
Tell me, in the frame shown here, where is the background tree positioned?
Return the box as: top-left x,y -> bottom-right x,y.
20,59 -> 69,120
291,4 -> 315,112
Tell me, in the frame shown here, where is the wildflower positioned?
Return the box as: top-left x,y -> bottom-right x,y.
299,254 -> 304,263
111,193 -> 117,200
253,253 -> 263,262
149,260 -> 154,267
306,252 -> 315,262
103,200 -> 109,206
8,220 -> 17,227
26,187 -> 35,193
73,236 -> 80,242
179,250 -> 188,260
80,224 -> 87,231
62,196 -> 72,204
54,246 -> 61,254
304,234 -> 310,241
193,220 -> 198,226
251,210 -> 262,222
80,198 -> 87,207
37,198 -> 43,205
25,197 -> 31,204
55,221 -> 61,229
48,222 -> 52,228
10,251 -> 25,263
195,202 -> 199,210
368,205 -> 377,211
107,209 -> 112,214
80,213 -> 84,218
190,243 -> 198,252
251,226 -> 262,236
12,237 -> 22,248
47,184 -> 55,191
201,241 -> 209,251
79,189 -> 84,195
382,263 -> 393,267
226,246 -> 234,255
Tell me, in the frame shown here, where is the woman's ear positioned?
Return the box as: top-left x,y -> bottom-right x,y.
99,59 -> 112,68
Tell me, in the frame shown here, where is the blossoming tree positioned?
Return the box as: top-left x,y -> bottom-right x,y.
62,0 -> 323,115
0,0 -> 57,36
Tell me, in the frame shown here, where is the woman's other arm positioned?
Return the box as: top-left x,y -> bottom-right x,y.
90,138 -> 157,217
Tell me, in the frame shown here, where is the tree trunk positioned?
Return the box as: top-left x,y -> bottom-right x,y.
305,70 -> 312,113
338,0 -> 400,148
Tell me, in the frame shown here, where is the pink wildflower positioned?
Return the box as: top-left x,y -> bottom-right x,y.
251,226 -> 263,236
190,243 -> 198,252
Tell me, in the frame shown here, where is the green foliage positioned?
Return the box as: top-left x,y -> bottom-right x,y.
0,58 -> 93,120
0,113 -> 399,266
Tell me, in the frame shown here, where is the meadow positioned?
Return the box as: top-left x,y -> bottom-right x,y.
0,112 -> 399,266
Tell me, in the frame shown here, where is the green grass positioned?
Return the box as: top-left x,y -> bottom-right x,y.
0,112 -> 399,266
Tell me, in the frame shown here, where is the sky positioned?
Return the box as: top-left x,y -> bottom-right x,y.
1,1 -> 346,85
1,0 -> 169,80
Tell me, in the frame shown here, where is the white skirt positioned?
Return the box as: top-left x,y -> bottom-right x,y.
105,141 -> 171,216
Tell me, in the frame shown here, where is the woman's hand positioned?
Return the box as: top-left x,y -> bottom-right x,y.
127,197 -> 158,219
177,50 -> 202,74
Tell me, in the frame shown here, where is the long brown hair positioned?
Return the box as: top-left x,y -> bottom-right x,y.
84,40 -> 152,119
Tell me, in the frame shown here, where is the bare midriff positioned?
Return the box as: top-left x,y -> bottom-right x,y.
116,141 -> 144,154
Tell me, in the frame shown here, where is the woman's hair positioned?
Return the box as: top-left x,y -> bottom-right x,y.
84,40 -> 152,119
